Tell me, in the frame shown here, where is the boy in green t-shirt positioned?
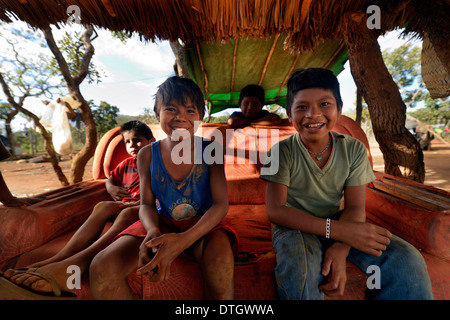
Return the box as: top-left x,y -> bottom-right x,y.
260,68 -> 432,300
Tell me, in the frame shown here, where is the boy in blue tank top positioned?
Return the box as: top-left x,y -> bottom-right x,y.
90,76 -> 238,299
260,68 -> 433,300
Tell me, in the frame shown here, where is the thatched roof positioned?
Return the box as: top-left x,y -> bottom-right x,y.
1,0 -> 448,107
0,0 -> 436,52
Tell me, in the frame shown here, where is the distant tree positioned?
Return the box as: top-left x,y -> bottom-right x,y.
409,107 -> 450,126
208,114 -> 230,123
0,102 -> 18,153
383,43 -> 449,111
90,100 -> 119,138
0,25 -> 69,184
43,25 -> 101,184
138,108 -> 159,124
116,115 -> 140,127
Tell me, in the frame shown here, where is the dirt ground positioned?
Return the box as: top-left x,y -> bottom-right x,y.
1,139 -> 449,198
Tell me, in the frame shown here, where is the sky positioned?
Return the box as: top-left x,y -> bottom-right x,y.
0,21 -> 421,133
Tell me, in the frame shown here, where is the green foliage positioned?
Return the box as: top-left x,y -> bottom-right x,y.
90,100 -> 120,138
13,130 -> 45,154
382,43 -> 449,111
138,108 -> 159,124
0,102 -> 14,121
208,114 -> 230,123
408,107 -> 450,126
116,115 -> 140,127
48,31 -> 103,84
1,25 -> 63,99
266,104 -> 287,118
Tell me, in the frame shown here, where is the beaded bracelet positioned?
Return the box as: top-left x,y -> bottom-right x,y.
326,218 -> 331,239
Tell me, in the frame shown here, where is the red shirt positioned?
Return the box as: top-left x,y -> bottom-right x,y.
110,157 -> 140,202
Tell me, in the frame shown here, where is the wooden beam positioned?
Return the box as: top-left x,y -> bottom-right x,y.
372,180 -> 450,212
323,41 -> 345,69
275,52 -> 300,99
380,177 -> 450,206
258,34 -> 279,86
230,38 -> 239,103
195,43 -> 210,102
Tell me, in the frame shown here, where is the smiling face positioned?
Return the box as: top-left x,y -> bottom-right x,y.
288,88 -> 341,147
240,96 -> 263,118
122,130 -> 151,157
156,97 -> 202,139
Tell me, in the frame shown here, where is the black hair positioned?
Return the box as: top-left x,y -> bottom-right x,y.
286,68 -> 343,114
120,120 -> 154,140
153,76 -> 205,120
239,84 -> 265,107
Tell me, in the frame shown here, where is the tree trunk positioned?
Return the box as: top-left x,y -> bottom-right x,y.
342,13 -> 425,183
43,26 -> 98,184
355,88 -> 362,126
69,89 -> 97,184
0,72 -> 69,185
5,109 -> 18,157
170,40 -> 190,78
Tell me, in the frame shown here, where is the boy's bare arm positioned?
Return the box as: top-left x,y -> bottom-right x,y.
135,145 -> 161,277
319,185 -> 368,297
250,113 -> 281,126
139,161 -> 229,282
227,114 -> 249,128
105,176 -> 131,201
136,145 -> 160,235
266,181 -> 329,236
266,181 -> 392,256
0,171 -> 42,207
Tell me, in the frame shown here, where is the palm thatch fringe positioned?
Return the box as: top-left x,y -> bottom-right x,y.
421,33 -> 450,99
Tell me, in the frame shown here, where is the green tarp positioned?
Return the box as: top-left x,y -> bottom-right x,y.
185,34 -> 348,115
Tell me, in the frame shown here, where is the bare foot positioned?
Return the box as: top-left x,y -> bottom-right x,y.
4,262 -> 73,294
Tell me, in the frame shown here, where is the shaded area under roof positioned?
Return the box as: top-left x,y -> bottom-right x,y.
185,35 -> 347,114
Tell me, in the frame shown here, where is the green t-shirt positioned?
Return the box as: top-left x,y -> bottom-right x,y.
260,131 -> 375,218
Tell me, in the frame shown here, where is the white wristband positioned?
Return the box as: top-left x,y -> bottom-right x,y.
326,218 -> 331,239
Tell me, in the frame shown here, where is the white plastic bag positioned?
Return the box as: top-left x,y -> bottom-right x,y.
40,99 -> 73,155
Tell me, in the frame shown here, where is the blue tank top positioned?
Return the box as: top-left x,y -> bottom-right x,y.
150,137 -> 213,221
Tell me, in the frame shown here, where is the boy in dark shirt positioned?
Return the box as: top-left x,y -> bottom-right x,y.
227,84 -> 281,128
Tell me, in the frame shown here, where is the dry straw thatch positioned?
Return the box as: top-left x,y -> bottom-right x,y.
422,32 -> 450,99
0,0 -> 448,98
0,0 -> 444,53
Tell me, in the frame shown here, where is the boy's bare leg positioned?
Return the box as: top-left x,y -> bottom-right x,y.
4,207 -> 140,294
194,229 -> 234,299
90,235 -> 141,299
31,201 -> 125,267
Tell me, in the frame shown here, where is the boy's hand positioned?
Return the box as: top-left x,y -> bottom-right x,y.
137,230 -> 161,277
1,195 -> 43,207
107,185 -> 130,201
339,221 -> 392,256
137,233 -> 187,282
319,242 -> 348,297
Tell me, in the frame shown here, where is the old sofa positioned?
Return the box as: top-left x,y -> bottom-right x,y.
0,115 -> 449,299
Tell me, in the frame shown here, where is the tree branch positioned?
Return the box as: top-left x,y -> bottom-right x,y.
74,25 -> 96,86
43,27 -> 75,89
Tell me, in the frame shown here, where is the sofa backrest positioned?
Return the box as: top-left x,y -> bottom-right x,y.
92,115 -> 372,204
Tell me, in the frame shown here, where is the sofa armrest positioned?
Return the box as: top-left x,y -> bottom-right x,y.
366,171 -> 450,261
0,180 -> 110,268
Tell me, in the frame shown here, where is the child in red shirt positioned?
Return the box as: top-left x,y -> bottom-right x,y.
2,121 -> 154,298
